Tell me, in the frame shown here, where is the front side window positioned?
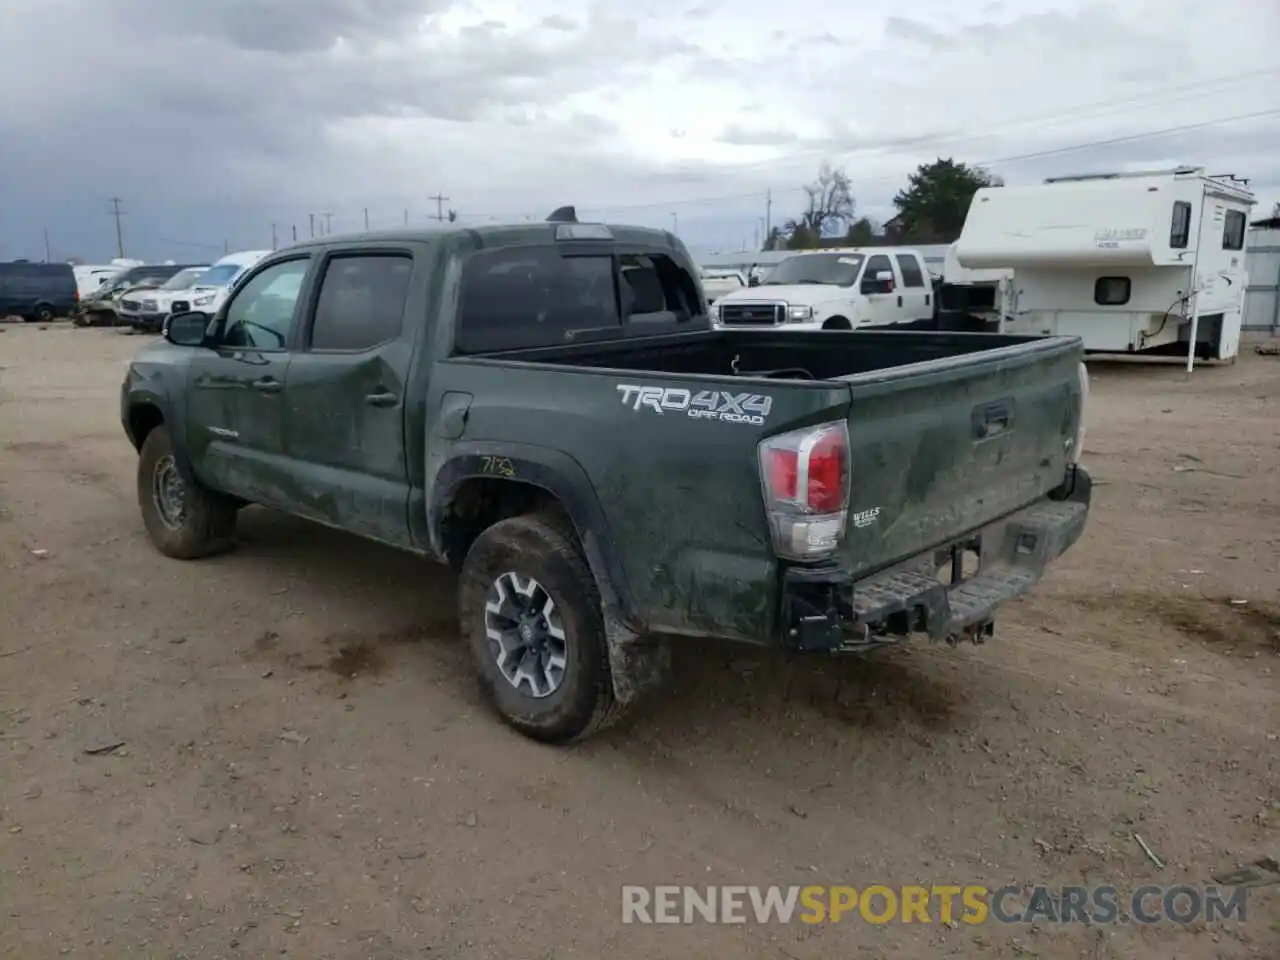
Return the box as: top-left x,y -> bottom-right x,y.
860,254 -> 894,292
309,254 -> 412,351
221,258 -> 310,350
455,247 -> 618,352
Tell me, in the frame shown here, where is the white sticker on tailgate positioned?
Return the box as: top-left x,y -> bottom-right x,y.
616,384 -> 773,425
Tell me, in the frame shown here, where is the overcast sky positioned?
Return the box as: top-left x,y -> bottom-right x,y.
1,0 -> 1277,263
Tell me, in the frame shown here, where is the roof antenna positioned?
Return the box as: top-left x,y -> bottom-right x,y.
546,205 -> 578,223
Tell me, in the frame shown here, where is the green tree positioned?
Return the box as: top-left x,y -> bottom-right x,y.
844,217 -> 877,245
891,158 -> 1003,243
785,224 -> 819,249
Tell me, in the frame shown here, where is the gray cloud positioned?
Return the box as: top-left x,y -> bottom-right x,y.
0,0 -> 1276,262
113,0 -> 442,53
717,124 -> 801,147
539,14 -> 578,31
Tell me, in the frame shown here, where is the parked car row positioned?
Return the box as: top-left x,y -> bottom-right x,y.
71,249 -> 274,330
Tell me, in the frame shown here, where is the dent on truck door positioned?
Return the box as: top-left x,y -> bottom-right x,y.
281,252 -> 416,548
185,257 -> 311,503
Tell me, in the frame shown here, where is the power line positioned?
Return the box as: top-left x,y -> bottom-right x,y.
109,197 -> 126,258
459,107 -> 1280,221
680,66 -> 1280,183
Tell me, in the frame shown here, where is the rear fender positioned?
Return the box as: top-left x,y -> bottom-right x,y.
429,442 -> 667,705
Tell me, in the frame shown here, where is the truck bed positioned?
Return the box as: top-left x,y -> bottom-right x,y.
448,328 -> 1086,643
480,328 -> 1045,381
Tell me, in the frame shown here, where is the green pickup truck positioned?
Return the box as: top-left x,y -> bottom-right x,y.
121,211 -> 1092,743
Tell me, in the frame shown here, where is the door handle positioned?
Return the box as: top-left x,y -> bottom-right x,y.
252,377 -> 283,393
365,389 -> 399,408
897,295 -> 903,307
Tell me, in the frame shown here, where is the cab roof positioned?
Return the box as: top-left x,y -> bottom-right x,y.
279,220 -> 685,255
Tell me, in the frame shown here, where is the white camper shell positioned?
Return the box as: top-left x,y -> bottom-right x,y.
954,167 -> 1255,366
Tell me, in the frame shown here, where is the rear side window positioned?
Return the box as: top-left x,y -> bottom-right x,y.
309,254 -> 412,351
1170,201 -> 1192,249
894,254 -> 925,287
1222,210 -> 1246,251
456,247 -> 619,352
619,253 -> 700,321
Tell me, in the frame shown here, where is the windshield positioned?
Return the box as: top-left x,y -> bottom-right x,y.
159,268 -> 206,291
195,264 -> 242,287
762,253 -> 864,286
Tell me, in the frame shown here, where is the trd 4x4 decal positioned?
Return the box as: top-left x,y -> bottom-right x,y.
616,384 -> 773,425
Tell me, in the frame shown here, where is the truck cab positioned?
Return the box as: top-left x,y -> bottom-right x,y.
709,247 -> 934,331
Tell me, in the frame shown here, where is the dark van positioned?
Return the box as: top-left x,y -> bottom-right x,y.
0,262 -> 79,321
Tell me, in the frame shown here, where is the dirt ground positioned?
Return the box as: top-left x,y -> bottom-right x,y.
1,322 -> 1277,959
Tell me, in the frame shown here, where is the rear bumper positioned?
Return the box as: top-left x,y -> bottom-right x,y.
782,464 -> 1092,652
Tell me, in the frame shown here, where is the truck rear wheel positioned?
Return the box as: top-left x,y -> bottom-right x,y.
458,512 -> 622,743
137,426 -> 238,559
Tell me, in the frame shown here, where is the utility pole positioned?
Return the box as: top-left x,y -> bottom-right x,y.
671,212 -> 678,235
291,224 -> 297,243
363,207 -> 369,230
43,227 -> 51,262
223,239 -> 229,254
429,193 -> 450,222
403,208 -> 409,226
764,189 -> 772,246
323,212 -> 333,235
109,197 -> 126,258
309,213 -> 315,238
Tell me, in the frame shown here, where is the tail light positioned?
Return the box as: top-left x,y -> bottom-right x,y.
1072,361 -> 1089,463
758,421 -> 850,560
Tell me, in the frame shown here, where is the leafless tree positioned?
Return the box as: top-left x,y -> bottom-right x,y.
784,162 -> 856,241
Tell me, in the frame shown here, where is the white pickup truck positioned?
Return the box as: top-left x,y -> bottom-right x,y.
709,247 -> 934,331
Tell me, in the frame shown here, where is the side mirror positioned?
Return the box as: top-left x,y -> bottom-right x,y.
164,311 -> 212,347
862,270 -> 895,294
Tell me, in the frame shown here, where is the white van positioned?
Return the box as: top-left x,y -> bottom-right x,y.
708,247 -> 934,330
171,249 -> 273,316
73,264 -> 125,297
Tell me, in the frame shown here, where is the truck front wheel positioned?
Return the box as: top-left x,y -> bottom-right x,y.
137,426 -> 238,559
458,513 -> 623,743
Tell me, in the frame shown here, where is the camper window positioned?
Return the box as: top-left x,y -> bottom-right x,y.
1170,201 -> 1192,249
1094,277 -> 1130,306
1222,210 -> 1246,251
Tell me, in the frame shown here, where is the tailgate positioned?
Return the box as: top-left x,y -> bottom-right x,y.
837,337 -> 1084,576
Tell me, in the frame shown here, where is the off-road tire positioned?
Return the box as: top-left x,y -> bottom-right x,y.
458,512 -> 626,744
137,426 -> 238,559
823,316 -> 852,330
